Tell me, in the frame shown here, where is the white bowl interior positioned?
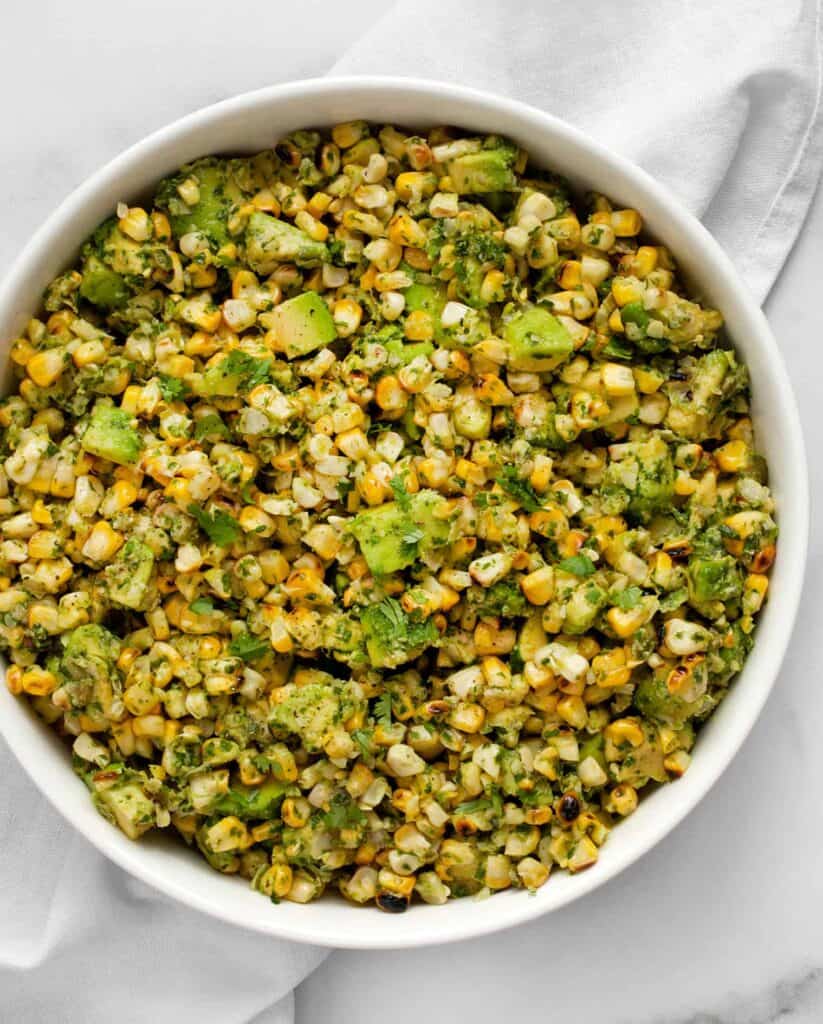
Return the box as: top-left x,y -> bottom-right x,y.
0,78 -> 808,948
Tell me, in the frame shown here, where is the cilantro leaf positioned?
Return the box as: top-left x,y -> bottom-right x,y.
374,691 -> 393,728
498,465 -> 542,513
158,374 -> 189,402
390,474 -> 412,512
614,586 -> 642,610
401,526 -> 424,554
557,554 -> 596,577
188,504 -> 241,547
352,729 -> 373,757
220,350 -> 273,391
323,793 -> 367,830
194,413 -> 229,440
189,597 -> 215,615
228,632 -> 271,662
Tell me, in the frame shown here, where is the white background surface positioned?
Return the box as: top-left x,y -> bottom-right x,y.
1,3 -> 821,1022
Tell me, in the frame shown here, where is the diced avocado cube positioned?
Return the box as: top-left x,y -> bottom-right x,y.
350,490 -> 452,575
448,149 -> 518,194
213,780 -> 288,820
81,404 -> 142,466
384,336 -> 434,366
96,782 -> 155,840
198,349 -> 271,397
270,290 -> 337,360
99,224 -> 151,277
409,489 -> 453,550
361,598 -> 439,669
635,671 -> 703,729
404,282 -> 446,318
269,679 -> 364,752
628,438 -> 675,521
503,304 -> 574,371
578,733 -> 607,772
688,555 -> 743,604
79,256 -> 130,310
105,537 -> 155,610
245,211 -> 328,272
161,159 -> 234,247
350,501 -> 418,575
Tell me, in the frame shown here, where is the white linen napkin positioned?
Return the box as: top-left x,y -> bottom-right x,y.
332,0 -> 823,303
1,3 -> 820,1023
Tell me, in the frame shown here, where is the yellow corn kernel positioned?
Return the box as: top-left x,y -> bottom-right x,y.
360,466 -> 389,506
601,362 -> 636,397
606,604 -> 650,639
611,277 -> 643,307
164,478 -> 191,506
295,210 -> 329,242
81,521 -> 124,563
395,171 -> 437,201
31,500 -> 53,526
238,505 -> 276,537
375,375 -> 408,412
674,472 -> 698,496
591,647 -> 631,688
404,310 -> 434,342
629,245 -> 658,278
21,667 -> 57,697
520,566 -> 555,606
118,206 -> 152,242
5,664 -> 23,695
72,339 -> 108,368
27,349 -> 66,387
10,338 -> 37,366
479,269 -> 507,304
604,717 -> 644,748
28,530 -> 60,560
281,797 -> 311,829
120,385 -> 142,414
714,439 -> 750,474
388,213 -> 427,248
133,714 -> 166,740
206,816 -> 250,854
448,702 -> 486,734
611,209 -> 642,237
607,308 -> 624,334
258,863 -> 293,899
558,260 -> 582,289
332,298 -> 363,338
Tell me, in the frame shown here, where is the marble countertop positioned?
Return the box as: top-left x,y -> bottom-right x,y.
2,4 -> 821,1022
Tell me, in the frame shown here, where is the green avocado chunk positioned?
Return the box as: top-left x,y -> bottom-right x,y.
213,780 -> 289,820
79,256 -> 130,310
361,597 -> 439,669
688,555 -> 743,604
271,291 -> 337,360
245,211 -> 328,272
448,149 -> 518,194
105,537 -> 155,610
156,157 -> 240,248
269,678 -> 364,752
350,489 -> 452,575
81,403 -> 142,465
503,304 -> 574,371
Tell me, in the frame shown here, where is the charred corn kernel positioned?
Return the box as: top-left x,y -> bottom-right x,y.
27,349 -> 66,387
715,439 -> 750,473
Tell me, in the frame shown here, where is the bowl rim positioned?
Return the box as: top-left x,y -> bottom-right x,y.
0,75 -> 809,949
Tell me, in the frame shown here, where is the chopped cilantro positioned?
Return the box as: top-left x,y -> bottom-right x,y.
188,504 -> 241,547
194,413 -> 229,440
374,691 -> 393,728
390,474 -> 412,512
498,465 -> 542,512
557,554 -> 596,577
228,632 -> 271,662
158,374 -> 189,402
614,586 -> 642,610
323,793 -> 367,830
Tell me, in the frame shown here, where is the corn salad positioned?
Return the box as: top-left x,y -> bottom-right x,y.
0,122 -> 776,911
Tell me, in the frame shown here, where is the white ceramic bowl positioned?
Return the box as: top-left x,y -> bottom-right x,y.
0,77 -> 808,949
